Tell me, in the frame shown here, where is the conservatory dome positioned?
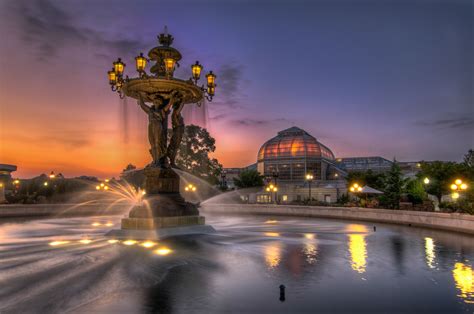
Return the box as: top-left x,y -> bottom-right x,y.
257,127 -> 335,162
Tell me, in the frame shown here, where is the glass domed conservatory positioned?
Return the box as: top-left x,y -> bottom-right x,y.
257,127 -> 344,182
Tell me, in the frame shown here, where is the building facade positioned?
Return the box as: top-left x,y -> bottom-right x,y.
255,127 -> 347,203
335,156 -> 393,173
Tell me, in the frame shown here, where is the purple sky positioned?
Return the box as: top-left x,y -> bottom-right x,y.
0,0 -> 472,177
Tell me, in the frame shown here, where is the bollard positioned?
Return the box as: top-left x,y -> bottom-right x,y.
279,284 -> 286,302
373,226 -> 376,232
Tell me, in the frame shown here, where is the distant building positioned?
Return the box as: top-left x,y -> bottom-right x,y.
254,127 -> 347,203
222,164 -> 257,189
257,127 -> 346,181
0,164 -> 17,203
335,156 -> 393,173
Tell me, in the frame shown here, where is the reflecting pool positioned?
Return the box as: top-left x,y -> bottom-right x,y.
0,214 -> 473,313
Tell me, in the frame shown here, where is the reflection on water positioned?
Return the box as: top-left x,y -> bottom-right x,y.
264,232 -> 280,237
349,234 -> 367,273
346,224 -> 368,274
453,262 -> 474,304
264,242 -> 282,269
425,237 -> 436,269
0,215 -> 473,313
303,241 -> 318,265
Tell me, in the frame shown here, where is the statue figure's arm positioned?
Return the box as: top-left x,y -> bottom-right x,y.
137,93 -> 151,114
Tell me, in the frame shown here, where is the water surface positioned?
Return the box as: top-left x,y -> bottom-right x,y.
0,214 -> 473,313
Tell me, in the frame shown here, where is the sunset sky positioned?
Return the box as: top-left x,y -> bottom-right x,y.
0,0 -> 472,178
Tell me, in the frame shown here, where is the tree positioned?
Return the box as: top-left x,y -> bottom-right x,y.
383,161 -> 405,209
234,170 -> 264,188
463,149 -> 474,168
174,125 -> 223,184
405,178 -> 427,204
123,164 -> 137,172
417,161 -> 461,202
346,170 -> 386,190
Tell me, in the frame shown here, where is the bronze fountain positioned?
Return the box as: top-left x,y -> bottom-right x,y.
106,28 -> 216,238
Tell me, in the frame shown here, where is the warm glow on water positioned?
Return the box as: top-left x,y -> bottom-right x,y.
304,242 -> 318,264
140,241 -> 157,248
452,263 -> 474,304
107,239 -> 119,244
264,232 -> 280,237
154,247 -> 172,256
105,222 -> 114,227
79,239 -> 92,244
425,237 -> 436,269
304,233 -> 315,240
91,222 -> 101,227
349,234 -> 367,273
346,224 -> 368,233
265,220 -> 278,224
123,240 -> 137,246
49,241 -> 70,246
264,242 -> 282,269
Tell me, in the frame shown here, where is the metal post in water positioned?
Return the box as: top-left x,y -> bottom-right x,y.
279,284 -> 286,302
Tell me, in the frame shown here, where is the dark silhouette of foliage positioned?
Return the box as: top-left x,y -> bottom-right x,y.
234,170 -> 264,188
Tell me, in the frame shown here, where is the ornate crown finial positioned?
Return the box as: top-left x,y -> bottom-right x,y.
158,25 -> 173,46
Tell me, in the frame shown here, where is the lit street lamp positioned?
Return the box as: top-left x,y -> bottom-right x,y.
423,177 -> 430,184
220,170 -> 227,190
349,183 -> 363,193
450,178 -> 468,201
266,184 -> 278,204
272,171 -> 279,203
305,173 -> 314,204
185,184 -> 197,192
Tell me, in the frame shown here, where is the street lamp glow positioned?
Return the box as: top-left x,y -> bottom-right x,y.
455,179 -> 462,185
460,183 -> 468,190
135,52 -> 147,72
164,57 -> 176,75
452,192 -> 460,200
43,182 -> 48,186
96,185 -> 100,190
450,184 -> 458,190
108,68 -> 117,85
13,179 -> 20,185
191,61 -> 203,81
306,173 -> 314,180
113,58 -> 125,75
206,71 -> 216,86
423,177 -> 430,184
185,184 -> 196,192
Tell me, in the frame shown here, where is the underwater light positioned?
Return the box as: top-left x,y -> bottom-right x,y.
154,247 -> 172,256
123,240 -> 137,246
49,241 -> 70,246
140,241 -> 157,248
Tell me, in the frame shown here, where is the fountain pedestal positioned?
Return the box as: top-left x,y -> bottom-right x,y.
107,167 -> 215,240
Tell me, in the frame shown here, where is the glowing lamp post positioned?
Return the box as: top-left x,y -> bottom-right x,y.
450,179 -> 468,201
192,61 -> 203,83
349,183 -> 363,193
306,173 -> 314,204
184,184 -> 197,192
423,177 -> 430,185
135,53 -> 147,74
266,184 -> 278,203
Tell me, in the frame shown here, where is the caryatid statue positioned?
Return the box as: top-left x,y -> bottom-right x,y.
137,90 -> 185,168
